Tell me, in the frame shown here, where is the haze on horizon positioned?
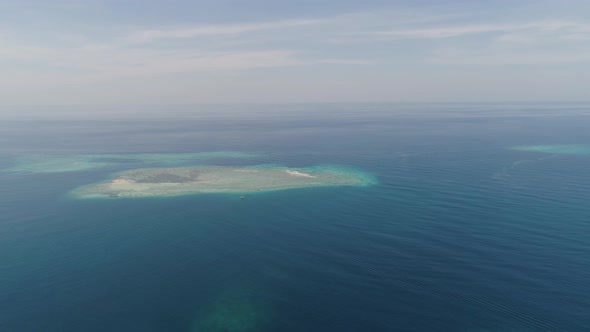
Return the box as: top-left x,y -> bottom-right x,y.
1,0 -> 590,106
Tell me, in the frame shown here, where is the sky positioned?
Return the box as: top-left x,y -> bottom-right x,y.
1,0 -> 590,105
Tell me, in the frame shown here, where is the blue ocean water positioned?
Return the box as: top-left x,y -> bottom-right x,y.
1,104 -> 590,331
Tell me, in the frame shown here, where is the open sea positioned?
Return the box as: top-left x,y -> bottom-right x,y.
1,103 -> 590,331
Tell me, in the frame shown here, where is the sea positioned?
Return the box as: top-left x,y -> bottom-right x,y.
1,103 -> 589,331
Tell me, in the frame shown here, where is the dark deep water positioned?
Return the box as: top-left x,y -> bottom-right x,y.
1,104 -> 590,331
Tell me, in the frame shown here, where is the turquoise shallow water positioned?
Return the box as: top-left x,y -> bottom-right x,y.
1,104 -> 590,331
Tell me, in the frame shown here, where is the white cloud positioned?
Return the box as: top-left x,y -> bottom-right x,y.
368,20 -> 590,41
495,21 -> 590,43
126,19 -> 321,43
1,46 -> 291,76
312,58 -> 374,65
0,16 -> 370,84
429,47 -> 590,65
373,24 -> 511,39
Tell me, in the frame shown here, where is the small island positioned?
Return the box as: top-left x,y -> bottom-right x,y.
72,165 -> 375,198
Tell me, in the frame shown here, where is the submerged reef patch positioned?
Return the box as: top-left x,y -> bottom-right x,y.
192,288 -> 272,332
511,144 -> 590,155
72,165 -> 376,198
4,151 -> 261,173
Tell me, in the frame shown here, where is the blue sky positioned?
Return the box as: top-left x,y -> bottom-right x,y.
1,0 -> 590,104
